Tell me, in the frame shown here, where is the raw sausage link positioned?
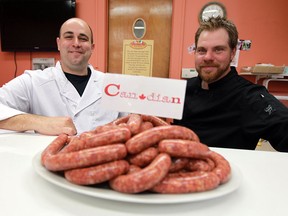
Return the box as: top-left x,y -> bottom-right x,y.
205,151 -> 231,184
91,124 -> 127,134
128,147 -> 159,167
41,133 -> 68,165
64,125 -> 131,153
127,164 -> 142,174
126,113 -> 143,135
79,127 -> 131,150
158,139 -> 209,158
185,158 -> 214,172
62,126 -> 129,153
109,153 -> 171,194
59,136 -> 86,154
110,115 -> 130,125
44,144 -> 127,171
139,121 -> 154,132
151,171 -> 220,194
64,160 -> 129,185
169,158 -> 189,173
126,125 -> 200,154
141,115 -> 169,126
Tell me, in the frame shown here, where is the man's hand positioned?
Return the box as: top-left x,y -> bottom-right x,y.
0,114 -> 77,136
34,116 -> 77,136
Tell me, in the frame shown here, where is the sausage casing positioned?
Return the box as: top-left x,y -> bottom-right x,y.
169,158 -> 189,173
59,136 -> 85,154
41,133 -> 68,165
206,151 -> 231,184
44,144 -> 127,171
109,153 -> 171,193
126,113 -> 143,135
185,158 -> 215,172
126,125 -> 200,154
128,147 -> 159,167
81,127 -> 131,150
151,171 -> 220,194
141,115 -> 169,126
158,139 -> 210,158
64,160 -> 129,185
139,121 -> 154,132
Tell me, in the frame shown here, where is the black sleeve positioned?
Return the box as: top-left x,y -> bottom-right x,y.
244,86 -> 288,152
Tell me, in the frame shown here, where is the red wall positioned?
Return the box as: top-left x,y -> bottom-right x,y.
179,0 -> 288,72
1,0 -> 287,90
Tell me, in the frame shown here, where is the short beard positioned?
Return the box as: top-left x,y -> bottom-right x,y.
198,63 -> 231,84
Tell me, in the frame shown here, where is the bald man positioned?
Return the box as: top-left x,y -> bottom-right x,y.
0,18 -> 126,135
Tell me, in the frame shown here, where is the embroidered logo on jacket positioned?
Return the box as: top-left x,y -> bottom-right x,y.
264,104 -> 274,115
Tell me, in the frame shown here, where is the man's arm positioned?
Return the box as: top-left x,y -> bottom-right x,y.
0,114 -> 77,136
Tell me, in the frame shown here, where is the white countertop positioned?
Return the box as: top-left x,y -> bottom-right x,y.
1,132 -> 287,216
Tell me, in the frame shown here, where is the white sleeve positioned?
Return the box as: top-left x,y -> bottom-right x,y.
0,103 -> 25,121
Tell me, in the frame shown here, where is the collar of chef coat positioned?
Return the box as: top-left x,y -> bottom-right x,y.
55,62 -> 103,113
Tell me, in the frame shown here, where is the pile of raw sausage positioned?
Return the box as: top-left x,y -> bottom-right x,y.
41,114 -> 231,194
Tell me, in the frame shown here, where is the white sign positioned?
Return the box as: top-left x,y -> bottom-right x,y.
101,73 -> 187,119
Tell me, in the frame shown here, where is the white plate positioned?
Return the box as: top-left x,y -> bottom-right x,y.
33,152 -> 242,204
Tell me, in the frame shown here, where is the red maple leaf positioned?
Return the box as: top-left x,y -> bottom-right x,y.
139,94 -> 146,100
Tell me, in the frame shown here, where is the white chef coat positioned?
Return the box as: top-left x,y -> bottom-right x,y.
0,62 -> 125,134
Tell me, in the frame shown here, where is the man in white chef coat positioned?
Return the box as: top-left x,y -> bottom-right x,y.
0,18 -> 125,135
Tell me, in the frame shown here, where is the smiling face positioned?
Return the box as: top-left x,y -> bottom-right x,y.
195,28 -> 236,88
57,18 -> 95,75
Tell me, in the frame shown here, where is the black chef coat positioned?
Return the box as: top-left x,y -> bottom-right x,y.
173,67 -> 288,152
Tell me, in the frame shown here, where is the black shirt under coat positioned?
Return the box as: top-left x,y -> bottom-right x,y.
173,67 -> 288,152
